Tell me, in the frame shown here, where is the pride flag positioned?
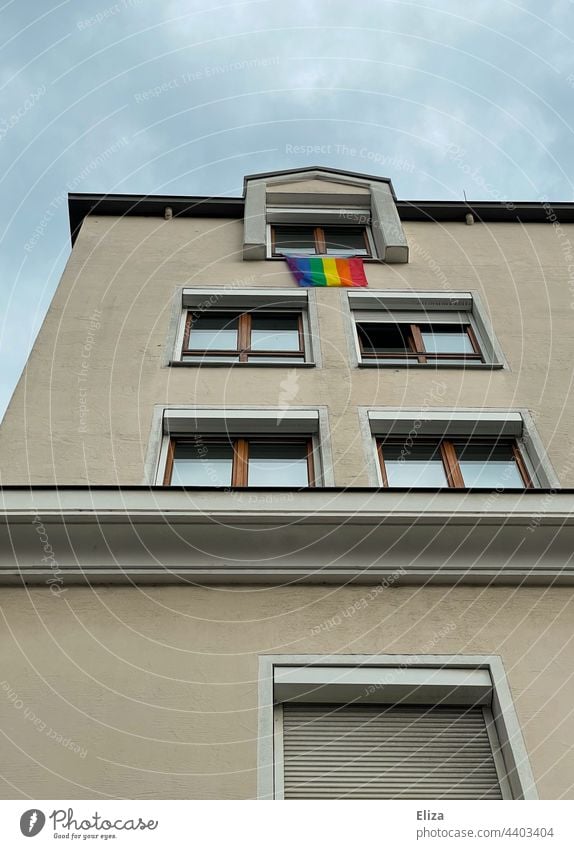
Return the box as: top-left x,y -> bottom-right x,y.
285,256 -> 368,288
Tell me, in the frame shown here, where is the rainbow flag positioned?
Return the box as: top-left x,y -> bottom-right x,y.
285,256 -> 368,287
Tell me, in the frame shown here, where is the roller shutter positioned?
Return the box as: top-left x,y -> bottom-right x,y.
281,703 -> 503,799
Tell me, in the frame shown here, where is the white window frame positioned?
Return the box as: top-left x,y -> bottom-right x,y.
257,654 -> 538,801
170,288 -> 318,366
361,407 -> 558,489
347,290 -> 505,369
152,406 -> 333,486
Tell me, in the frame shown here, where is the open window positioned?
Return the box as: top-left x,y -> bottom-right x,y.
348,291 -> 504,368
358,321 -> 483,365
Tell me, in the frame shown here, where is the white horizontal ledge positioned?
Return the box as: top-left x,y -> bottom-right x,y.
163,408 -> 320,435
358,362 -> 503,370
182,288 -> 308,310
348,290 -> 473,311
266,206 -> 370,225
273,666 -> 492,706
368,410 -> 523,438
2,488 -> 574,587
0,487 -> 572,520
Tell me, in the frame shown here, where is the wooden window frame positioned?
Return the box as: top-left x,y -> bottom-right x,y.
358,321 -> 484,364
271,225 -> 372,258
182,310 -> 305,362
164,435 -> 316,487
377,438 -> 533,489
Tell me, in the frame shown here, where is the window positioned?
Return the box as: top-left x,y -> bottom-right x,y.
358,321 -> 483,365
363,408 -> 558,489
348,291 -> 504,369
259,656 -> 537,800
377,438 -> 532,489
182,310 -> 305,363
172,289 -> 316,366
271,225 -> 371,257
243,169 -> 408,262
155,407 -> 328,486
164,436 -> 315,487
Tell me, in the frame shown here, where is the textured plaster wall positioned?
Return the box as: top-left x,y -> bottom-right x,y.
0,585 -> 572,800
0,211 -> 572,485
1,185 -> 572,802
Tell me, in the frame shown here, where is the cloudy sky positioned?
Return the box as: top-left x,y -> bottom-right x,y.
1,0 -> 573,419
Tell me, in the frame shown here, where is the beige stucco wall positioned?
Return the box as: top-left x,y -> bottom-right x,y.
1,183 -> 572,801
1,210 -> 573,485
0,584 -> 572,800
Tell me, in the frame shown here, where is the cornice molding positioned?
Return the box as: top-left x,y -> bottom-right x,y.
2,488 -> 573,586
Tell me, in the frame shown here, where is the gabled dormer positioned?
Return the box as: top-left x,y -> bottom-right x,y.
242,166 -> 409,263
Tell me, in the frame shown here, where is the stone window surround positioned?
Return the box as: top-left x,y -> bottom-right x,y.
165,287 -> 321,368
257,654 -> 537,801
147,405 -> 334,486
243,170 -> 409,263
345,290 -> 506,369
359,407 -> 559,489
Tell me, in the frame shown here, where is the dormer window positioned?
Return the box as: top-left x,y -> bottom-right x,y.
271,225 -> 372,258
242,169 -> 408,262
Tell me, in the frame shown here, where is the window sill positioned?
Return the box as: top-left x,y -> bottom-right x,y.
358,361 -> 504,370
169,360 -> 316,368
265,256 -> 382,263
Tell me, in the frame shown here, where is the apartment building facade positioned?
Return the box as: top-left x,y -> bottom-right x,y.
1,167 -> 573,799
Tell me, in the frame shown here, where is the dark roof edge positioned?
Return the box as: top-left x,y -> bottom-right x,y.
1,484 -> 573,494
68,193 -> 574,244
68,193 -> 244,245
